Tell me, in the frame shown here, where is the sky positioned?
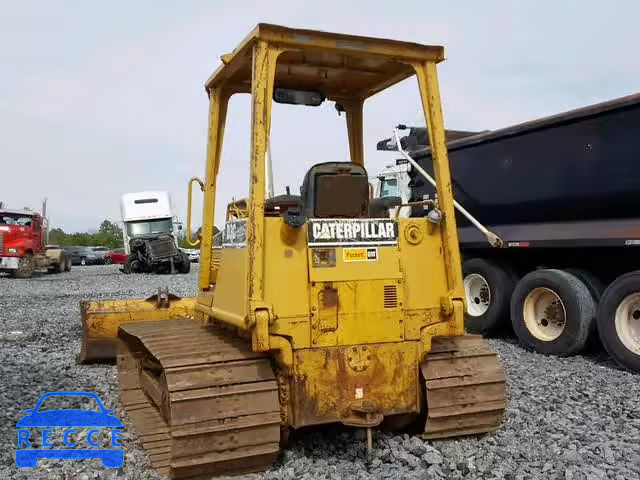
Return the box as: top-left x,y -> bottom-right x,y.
1,1 -> 639,232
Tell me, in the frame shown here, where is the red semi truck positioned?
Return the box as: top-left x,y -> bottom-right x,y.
0,201 -> 71,278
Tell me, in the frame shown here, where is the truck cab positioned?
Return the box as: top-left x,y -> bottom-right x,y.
0,207 -> 69,277
120,191 -> 189,274
0,209 -> 43,264
373,159 -> 413,218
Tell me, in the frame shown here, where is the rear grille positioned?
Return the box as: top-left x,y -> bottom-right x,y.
148,237 -> 179,259
383,285 -> 398,309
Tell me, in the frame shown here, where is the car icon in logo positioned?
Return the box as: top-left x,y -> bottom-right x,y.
15,391 -> 124,468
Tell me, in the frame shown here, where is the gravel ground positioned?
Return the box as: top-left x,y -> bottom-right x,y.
1,265 -> 638,480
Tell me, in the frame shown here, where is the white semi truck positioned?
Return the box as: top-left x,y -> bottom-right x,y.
120,191 -> 190,274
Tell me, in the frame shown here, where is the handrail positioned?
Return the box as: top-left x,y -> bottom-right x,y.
393,199 -> 436,219
393,128 -> 504,248
187,177 -> 205,247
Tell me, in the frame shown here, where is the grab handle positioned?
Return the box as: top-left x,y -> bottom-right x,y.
187,177 -> 204,247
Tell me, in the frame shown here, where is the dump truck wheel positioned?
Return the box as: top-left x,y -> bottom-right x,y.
65,257 -> 72,271
511,269 -> 594,356
178,251 -> 191,274
565,268 -> 604,347
462,258 -> 516,335
565,268 -> 605,301
12,253 -> 35,279
597,272 -> 640,372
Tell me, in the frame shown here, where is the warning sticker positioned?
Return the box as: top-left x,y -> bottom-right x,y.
343,247 -> 378,262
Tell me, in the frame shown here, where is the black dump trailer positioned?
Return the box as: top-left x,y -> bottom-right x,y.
382,93 -> 640,372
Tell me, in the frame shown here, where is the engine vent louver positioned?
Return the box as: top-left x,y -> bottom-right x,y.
383,285 -> 398,309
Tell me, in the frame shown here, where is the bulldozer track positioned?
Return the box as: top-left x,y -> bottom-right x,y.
421,335 -> 507,439
117,318 -> 281,478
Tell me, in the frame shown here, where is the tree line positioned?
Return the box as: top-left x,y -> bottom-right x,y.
47,219 -> 209,250
48,220 -> 124,249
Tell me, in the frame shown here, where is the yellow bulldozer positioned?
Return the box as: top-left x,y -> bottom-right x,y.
78,24 -> 507,478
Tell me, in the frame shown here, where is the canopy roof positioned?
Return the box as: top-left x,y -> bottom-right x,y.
205,24 -> 445,101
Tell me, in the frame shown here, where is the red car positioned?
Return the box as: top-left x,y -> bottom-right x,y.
104,248 -> 128,265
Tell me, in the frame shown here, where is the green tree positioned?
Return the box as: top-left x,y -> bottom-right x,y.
96,220 -> 124,248
46,220 -> 124,249
48,227 -> 66,245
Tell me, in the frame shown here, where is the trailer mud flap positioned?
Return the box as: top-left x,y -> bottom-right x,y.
78,290 -> 195,364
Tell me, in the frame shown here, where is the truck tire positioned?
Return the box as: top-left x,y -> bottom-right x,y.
462,258 -> 516,335
123,256 -> 141,274
55,253 -> 66,273
178,252 -> 191,274
12,253 -> 35,279
565,268 -> 604,348
565,268 -> 605,301
65,257 -> 72,271
511,269 -> 594,356
596,272 -> 640,372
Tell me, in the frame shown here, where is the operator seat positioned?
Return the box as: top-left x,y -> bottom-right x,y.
300,162 -> 370,219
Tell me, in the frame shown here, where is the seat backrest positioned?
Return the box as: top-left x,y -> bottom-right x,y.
300,162 -> 369,218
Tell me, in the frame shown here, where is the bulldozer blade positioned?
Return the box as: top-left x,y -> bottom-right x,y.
79,293 -> 196,364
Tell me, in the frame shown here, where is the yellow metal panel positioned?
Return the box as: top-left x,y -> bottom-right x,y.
397,218 -> 453,341
398,218 -> 448,310
245,41 -> 281,320
79,296 -> 196,363
212,247 -> 247,318
270,316 -> 310,349
291,342 -> 420,427
413,61 -> 464,304
205,24 -> 445,97
81,297 -> 196,339
263,218 -> 310,318
199,88 -> 230,291
308,246 -> 401,282
344,100 -> 364,165
309,280 -> 404,347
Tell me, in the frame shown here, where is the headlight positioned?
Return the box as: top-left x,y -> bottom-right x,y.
8,248 -> 18,254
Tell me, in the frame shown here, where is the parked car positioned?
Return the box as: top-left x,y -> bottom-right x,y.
91,246 -> 110,264
62,246 -> 100,266
180,248 -> 200,263
104,248 -> 128,265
